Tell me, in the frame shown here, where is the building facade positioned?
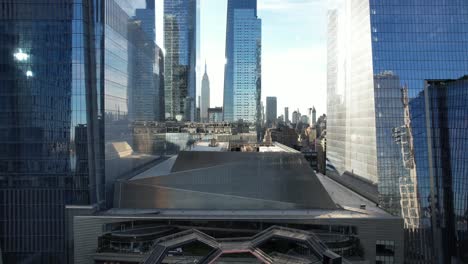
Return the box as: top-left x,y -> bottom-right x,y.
266,96 -> 277,126
223,0 -> 261,123
270,126 -> 298,149
408,77 -> 468,263
284,107 -> 289,123
0,1 -> 161,263
292,110 -> 300,124
261,101 -> 265,125
309,106 -> 316,127
129,2 -> 165,122
164,0 -> 198,121
208,107 -> 223,123
73,151 -> 404,264
200,62 -> 210,122
327,0 -> 468,262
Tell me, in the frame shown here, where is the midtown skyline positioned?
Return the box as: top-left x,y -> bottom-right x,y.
155,0 -> 328,116
1,1 -> 466,263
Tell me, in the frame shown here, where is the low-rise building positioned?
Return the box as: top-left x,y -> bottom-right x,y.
71,148 -> 404,264
269,126 -> 299,149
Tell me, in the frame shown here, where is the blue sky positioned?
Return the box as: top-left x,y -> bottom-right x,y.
156,0 -> 328,116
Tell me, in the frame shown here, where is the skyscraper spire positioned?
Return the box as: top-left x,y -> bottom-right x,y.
201,60 -> 210,122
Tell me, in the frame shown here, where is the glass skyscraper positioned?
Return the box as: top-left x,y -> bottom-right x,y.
223,0 -> 261,123
131,1 -> 165,122
0,0 -> 162,263
408,77 -> 468,263
163,0 -> 198,122
327,0 -> 468,262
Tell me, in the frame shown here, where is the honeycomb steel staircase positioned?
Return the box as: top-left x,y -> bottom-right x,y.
142,226 -> 343,264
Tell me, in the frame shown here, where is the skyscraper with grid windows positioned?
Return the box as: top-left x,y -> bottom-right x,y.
223,0 -> 261,123
164,0 -> 198,121
327,0 -> 468,262
0,1 -> 162,262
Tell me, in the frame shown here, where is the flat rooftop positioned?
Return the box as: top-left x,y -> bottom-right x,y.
316,173 -> 389,216
190,141 -> 229,152
259,142 -> 299,153
99,207 -> 394,220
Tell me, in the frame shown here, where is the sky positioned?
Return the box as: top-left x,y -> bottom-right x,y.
156,0 -> 328,117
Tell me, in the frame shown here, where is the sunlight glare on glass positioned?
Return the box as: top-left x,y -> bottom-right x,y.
14,49 -> 29,61
26,70 -> 33,78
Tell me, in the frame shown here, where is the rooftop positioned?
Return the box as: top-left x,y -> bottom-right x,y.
259,142 -> 299,153
116,151 -> 338,210
116,146 -> 394,219
190,141 -> 229,152
106,171 -> 394,219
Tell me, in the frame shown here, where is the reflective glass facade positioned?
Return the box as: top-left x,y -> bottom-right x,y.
163,0 -> 197,122
101,0 -> 161,208
409,78 -> 468,263
327,0 -> 468,262
130,1 -> 165,122
0,2 -> 93,262
223,0 -> 261,123
0,0 -> 161,262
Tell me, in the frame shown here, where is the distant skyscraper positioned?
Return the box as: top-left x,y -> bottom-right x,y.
266,96 -> 277,126
327,1 -> 468,262
208,107 -> 223,123
261,101 -> 265,125
0,1 -> 161,263
200,62 -> 210,122
278,115 -> 284,123
156,48 -> 166,121
284,107 -> 289,123
184,96 -> 195,121
223,0 -> 261,123
292,110 -> 300,124
164,0 -> 198,121
196,95 -> 201,122
308,107 -> 317,127
312,107 -> 316,126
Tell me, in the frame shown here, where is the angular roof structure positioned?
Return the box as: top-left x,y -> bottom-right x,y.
114,151 -> 338,210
